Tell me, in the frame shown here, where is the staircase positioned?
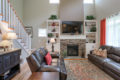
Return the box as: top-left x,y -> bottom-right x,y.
0,0 -> 31,63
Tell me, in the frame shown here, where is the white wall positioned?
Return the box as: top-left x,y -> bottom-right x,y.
23,0 -> 58,49
84,0 -> 96,19
10,0 -> 23,21
95,0 -> 120,46
95,0 -> 120,20
60,0 -> 84,21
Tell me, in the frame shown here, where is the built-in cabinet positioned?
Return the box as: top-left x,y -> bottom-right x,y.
84,20 -> 97,58
46,20 -> 60,53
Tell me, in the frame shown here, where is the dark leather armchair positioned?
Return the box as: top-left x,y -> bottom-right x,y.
27,48 -> 67,80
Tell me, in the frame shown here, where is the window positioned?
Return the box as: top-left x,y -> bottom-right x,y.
106,14 -> 120,47
49,0 -> 60,4
38,29 -> 47,37
84,0 -> 94,4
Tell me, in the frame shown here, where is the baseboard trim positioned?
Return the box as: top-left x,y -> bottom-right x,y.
64,58 -> 88,60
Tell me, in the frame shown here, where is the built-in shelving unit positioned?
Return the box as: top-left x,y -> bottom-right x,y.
46,20 -> 60,53
84,20 -> 97,58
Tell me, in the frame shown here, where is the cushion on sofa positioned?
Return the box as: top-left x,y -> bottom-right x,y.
51,63 -> 58,66
100,45 -> 112,54
93,49 -> 107,58
88,54 -> 106,65
39,48 -> 48,57
52,58 -> 58,63
104,59 -> 120,76
111,47 -> 120,57
45,52 -> 52,65
33,51 -> 43,64
108,54 -> 120,62
29,55 -> 41,70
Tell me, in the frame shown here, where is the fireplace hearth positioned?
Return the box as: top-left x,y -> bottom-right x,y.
67,44 -> 78,56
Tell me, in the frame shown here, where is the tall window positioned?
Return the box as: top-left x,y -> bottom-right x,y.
38,29 -> 47,37
84,0 -> 94,4
106,14 -> 120,47
49,0 -> 60,4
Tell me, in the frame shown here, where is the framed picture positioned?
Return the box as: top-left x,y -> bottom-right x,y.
25,26 -> 33,38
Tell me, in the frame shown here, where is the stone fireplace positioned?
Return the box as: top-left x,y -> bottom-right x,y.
60,39 -> 86,57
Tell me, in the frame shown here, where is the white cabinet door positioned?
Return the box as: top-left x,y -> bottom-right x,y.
86,43 -> 96,58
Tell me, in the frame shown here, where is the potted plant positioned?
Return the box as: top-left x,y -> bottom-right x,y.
90,26 -> 96,32
86,15 -> 95,20
49,15 -> 58,20
48,33 -> 53,38
62,50 -> 67,58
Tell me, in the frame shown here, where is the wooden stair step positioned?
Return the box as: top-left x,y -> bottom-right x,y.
0,14 -> 3,16
1,20 -> 9,24
18,38 -> 22,39
8,28 -> 14,30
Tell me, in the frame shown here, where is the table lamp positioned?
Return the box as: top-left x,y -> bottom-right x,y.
6,32 -> 17,50
50,38 -> 55,52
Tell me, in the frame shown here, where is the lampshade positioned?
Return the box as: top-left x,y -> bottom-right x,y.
50,38 -> 55,43
6,32 -> 17,40
0,21 -> 9,34
2,33 -> 8,40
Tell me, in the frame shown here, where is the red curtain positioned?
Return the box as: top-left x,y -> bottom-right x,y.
100,19 -> 106,46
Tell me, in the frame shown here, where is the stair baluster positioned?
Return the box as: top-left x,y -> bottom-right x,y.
0,0 -> 31,56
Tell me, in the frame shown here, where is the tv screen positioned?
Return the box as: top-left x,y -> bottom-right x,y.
62,21 -> 83,35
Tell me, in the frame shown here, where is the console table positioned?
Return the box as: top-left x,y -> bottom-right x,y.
0,49 -> 21,80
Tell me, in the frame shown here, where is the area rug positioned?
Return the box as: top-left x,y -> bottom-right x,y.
65,60 -> 114,80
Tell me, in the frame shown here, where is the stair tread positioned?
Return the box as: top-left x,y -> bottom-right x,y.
1,20 -> 9,24
0,14 -> 3,16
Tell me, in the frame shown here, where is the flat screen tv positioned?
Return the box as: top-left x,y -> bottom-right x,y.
62,21 -> 83,35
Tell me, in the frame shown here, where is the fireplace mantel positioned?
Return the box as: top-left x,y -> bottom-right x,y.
60,35 -> 86,39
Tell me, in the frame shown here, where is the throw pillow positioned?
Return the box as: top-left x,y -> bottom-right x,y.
45,52 -> 52,65
93,49 -> 107,58
100,49 -> 107,58
93,49 -> 102,56
93,49 -> 98,54
97,49 -> 102,56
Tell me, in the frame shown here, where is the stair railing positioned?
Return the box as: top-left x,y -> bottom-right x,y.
0,0 -> 31,52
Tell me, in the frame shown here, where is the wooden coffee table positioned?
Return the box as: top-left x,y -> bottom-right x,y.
28,72 -> 59,80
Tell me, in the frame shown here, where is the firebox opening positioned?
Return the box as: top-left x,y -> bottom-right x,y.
67,44 -> 78,56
